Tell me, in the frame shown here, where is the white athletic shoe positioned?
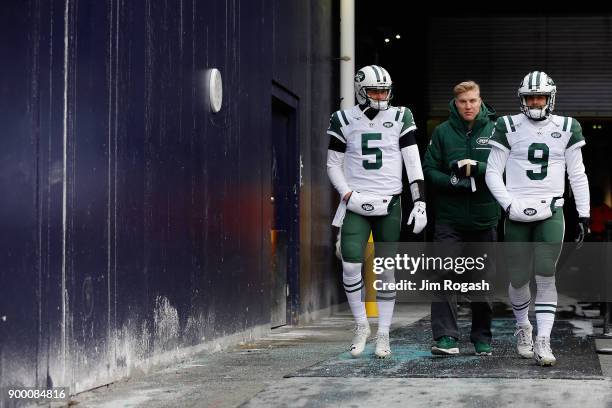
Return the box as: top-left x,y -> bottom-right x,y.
533,336 -> 556,366
349,321 -> 371,357
375,332 -> 391,359
514,322 -> 534,358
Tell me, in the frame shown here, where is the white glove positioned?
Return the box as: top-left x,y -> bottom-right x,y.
407,201 -> 427,234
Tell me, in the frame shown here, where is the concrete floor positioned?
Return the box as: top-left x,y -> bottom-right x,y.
65,304 -> 612,408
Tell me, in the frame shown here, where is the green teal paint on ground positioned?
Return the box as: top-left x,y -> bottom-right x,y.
290,318 -> 603,379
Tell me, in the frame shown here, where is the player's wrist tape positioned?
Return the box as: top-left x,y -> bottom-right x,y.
409,180 -> 425,202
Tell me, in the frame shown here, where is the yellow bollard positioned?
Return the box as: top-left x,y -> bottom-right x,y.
364,232 -> 378,317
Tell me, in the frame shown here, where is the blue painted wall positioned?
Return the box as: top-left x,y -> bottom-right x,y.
0,0 -> 340,393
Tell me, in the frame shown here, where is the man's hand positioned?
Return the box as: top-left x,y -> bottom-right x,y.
342,191 -> 353,202
449,174 -> 472,190
575,217 -> 590,248
407,201 -> 427,234
450,159 -> 479,178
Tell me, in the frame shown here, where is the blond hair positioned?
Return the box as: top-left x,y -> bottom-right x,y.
453,81 -> 480,97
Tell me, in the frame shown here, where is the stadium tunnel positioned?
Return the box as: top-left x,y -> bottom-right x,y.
356,4 -> 612,242
1,0 -> 612,401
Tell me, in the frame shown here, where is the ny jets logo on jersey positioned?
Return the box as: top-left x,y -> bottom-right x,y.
361,203 -> 374,212
476,137 -> 489,145
550,132 -> 561,138
524,208 -> 537,216
383,122 -> 394,128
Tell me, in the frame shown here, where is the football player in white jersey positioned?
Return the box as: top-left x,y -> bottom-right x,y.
327,65 -> 427,358
485,71 -> 590,366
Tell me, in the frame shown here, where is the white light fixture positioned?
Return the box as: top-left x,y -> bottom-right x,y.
207,68 -> 223,113
384,38 -> 390,43
395,34 -> 401,39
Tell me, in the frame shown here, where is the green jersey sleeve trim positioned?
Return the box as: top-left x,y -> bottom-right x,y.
340,110 -> 349,126
566,117 -> 585,149
399,107 -> 417,136
489,117 -> 511,150
504,115 -> 516,133
327,112 -> 346,141
328,134 -> 347,152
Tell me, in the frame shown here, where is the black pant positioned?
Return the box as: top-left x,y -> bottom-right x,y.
430,223 -> 496,344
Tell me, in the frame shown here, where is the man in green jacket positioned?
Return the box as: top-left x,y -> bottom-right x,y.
423,81 -> 500,356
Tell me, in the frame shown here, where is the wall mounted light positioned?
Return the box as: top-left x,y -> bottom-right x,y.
206,68 -> 223,113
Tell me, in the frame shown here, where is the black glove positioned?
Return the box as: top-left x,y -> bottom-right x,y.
575,217 -> 590,247
449,173 -> 471,190
449,159 -> 479,178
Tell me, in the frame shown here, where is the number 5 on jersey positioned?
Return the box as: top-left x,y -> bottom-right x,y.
362,133 -> 382,169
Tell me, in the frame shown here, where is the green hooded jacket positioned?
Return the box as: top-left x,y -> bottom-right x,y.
423,99 -> 501,230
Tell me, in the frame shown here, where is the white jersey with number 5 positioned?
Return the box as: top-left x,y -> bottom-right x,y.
326,105 -> 416,195
487,113 -> 585,199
